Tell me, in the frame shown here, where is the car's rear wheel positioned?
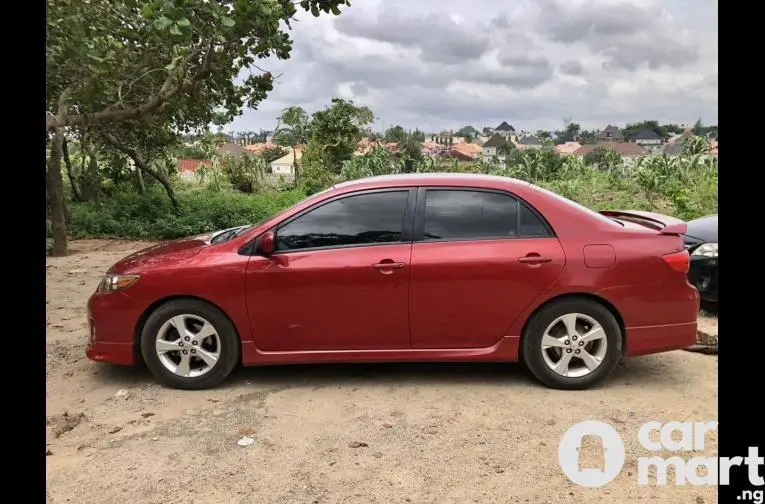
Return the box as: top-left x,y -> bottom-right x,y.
140,299 -> 240,390
522,298 -> 622,390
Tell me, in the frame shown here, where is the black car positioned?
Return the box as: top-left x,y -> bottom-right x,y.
682,214 -> 718,303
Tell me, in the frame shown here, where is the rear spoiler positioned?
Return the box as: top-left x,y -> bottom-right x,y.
598,210 -> 687,235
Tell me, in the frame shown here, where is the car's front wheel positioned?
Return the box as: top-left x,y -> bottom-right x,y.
140,299 -> 240,390
522,298 -> 623,390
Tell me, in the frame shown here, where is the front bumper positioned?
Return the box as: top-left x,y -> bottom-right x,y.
688,256 -> 718,302
85,291 -> 142,366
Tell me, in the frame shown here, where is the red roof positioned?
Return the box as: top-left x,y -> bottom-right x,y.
177,159 -> 211,173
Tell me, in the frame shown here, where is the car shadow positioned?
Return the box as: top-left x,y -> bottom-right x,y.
93,354 -> 692,392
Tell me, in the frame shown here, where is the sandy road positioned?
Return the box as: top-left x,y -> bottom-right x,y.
46,240 -> 718,504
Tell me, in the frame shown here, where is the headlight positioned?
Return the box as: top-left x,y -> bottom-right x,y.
691,243 -> 718,258
96,274 -> 140,294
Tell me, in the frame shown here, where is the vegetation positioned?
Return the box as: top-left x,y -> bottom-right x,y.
64,121 -> 717,242
46,0 -> 352,255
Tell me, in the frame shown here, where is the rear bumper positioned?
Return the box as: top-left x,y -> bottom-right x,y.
624,321 -> 698,357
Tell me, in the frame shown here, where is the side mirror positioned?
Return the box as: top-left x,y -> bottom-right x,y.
256,231 -> 275,256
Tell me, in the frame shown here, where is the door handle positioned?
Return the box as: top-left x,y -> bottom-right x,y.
371,261 -> 405,271
518,254 -> 552,264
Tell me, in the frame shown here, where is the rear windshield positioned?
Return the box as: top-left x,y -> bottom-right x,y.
530,185 -> 623,227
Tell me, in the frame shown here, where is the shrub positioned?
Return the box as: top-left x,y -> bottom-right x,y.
69,186 -> 308,239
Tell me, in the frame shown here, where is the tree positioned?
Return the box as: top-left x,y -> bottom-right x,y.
621,121 -> 667,141
553,122 -> 581,144
46,0 -> 351,255
410,129 -> 426,142
577,130 -> 598,145
309,98 -> 375,172
274,106 -> 311,182
384,125 -> 407,144
693,118 -> 705,136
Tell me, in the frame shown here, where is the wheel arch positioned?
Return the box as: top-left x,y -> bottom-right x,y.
133,295 -> 243,363
518,292 -> 627,358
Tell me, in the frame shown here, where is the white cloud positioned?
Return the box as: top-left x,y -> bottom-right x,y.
227,0 -> 718,133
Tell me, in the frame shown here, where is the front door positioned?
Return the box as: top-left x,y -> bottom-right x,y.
245,188 -> 415,352
409,188 -> 566,349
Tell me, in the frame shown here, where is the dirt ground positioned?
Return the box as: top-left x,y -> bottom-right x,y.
46,240 -> 718,504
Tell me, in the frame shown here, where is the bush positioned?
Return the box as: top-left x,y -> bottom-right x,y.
69,186 -> 308,239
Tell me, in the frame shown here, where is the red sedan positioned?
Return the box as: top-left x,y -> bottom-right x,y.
86,174 -> 699,390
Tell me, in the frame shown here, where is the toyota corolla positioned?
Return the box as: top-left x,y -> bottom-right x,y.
86,174 -> 699,390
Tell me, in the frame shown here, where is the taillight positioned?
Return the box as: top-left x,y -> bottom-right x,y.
663,250 -> 690,273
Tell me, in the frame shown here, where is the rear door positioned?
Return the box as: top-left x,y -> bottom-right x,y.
409,187 -> 566,349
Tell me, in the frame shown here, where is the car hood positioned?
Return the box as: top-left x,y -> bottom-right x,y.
107,228 -> 239,274
683,214 -> 718,243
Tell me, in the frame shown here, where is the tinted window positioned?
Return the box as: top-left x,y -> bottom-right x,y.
424,190 -> 519,240
277,191 -> 409,251
519,204 -> 552,237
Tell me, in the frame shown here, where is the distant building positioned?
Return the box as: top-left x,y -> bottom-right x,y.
481,133 -> 509,160
595,125 -> 624,143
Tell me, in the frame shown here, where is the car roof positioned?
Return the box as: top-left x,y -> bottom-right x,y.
331,173 -> 533,190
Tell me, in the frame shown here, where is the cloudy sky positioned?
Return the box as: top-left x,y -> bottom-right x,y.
228,0 -> 717,134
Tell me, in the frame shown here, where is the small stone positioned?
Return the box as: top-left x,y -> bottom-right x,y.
238,427 -> 256,435
109,426 -> 122,434
348,441 -> 368,448
151,437 -> 159,441
114,389 -> 130,399
46,449 -> 53,456
382,423 -> 393,428
237,436 -> 255,447
141,412 -> 155,418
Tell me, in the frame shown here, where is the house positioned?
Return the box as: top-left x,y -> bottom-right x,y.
667,129 -> 693,145
555,141 -> 582,155
449,142 -> 482,160
631,129 -> 663,147
481,133 -> 509,160
573,142 -> 649,157
216,142 -> 250,158
245,142 -> 280,154
662,140 -> 686,156
516,135 -> 543,149
176,159 -> 211,181
421,140 -> 442,157
270,148 -> 302,174
595,125 -> 624,142
493,121 -> 516,137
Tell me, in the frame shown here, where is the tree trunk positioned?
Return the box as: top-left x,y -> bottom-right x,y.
62,138 -> 82,202
292,147 -> 300,186
101,132 -> 178,208
80,140 -> 100,201
47,129 -> 68,256
134,160 -> 146,195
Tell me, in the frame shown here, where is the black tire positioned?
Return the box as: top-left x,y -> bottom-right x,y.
521,298 -> 623,390
140,299 -> 240,390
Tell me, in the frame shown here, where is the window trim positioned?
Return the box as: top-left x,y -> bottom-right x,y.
412,186 -> 556,243
250,187 -> 419,255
